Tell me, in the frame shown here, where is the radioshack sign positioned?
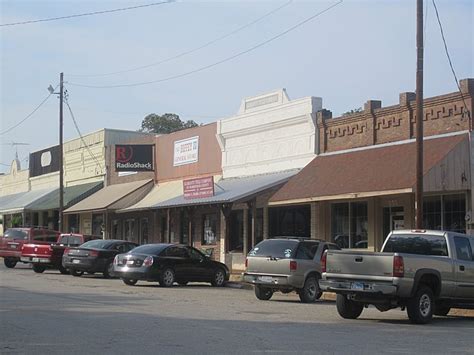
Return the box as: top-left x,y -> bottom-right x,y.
115,145 -> 154,172
183,176 -> 214,199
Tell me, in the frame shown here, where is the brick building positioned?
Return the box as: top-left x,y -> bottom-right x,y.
270,78 -> 474,250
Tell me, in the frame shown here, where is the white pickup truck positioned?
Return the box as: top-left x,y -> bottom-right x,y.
320,230 -> 474,324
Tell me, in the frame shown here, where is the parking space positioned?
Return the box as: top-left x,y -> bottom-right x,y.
1,263 -> 473,354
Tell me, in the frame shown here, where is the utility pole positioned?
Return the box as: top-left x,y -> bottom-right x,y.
59,72 -> 64,232
415,0 -> 424,229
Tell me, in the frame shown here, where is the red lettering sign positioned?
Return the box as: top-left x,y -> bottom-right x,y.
183,176 -> 215,199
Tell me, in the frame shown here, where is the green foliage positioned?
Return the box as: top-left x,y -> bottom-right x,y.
140,113 -> 199,134
11,215 -> 22,227
342,107 -> 363,116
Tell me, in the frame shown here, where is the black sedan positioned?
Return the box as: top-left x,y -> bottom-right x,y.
113,244 -> 230,287
63,239 -> 138,278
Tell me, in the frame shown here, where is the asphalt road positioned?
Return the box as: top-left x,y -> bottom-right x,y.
0,263 -> 473,355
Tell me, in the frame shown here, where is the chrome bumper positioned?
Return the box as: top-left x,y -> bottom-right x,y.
319,279 -> 397,295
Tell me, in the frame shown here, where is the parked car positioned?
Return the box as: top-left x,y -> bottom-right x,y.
242,237 -> 340,302
320,230 -> 474,324
0,227 -> 59,268
62,239 -> 138,278
113,243 -> 230,287
20,233 -> 100,274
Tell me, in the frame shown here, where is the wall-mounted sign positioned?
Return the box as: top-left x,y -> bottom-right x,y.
115,144 -> 154,172
29,145 -> 60,177
173,136 -> 199,166
183,176 -> 214,199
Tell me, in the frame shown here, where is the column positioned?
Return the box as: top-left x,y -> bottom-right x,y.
263,206 -> 269,239
310,202 -> 317,239
242,207 -> 248,255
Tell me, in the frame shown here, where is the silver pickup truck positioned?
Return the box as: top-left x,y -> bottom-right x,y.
320,230 -> 474,324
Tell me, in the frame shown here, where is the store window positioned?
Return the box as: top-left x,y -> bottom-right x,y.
229,210 -> 244,253
269,205 -> 310,238
92,213 -> 104,237
124,219 -> 135,242
140,218 -> 149,244
112,219 -> 121,239
180,211 -> 190,245
202,213 -> 218,245
331,202 -> 368,249
68,214 -> 79,233
423,194 -> 466,233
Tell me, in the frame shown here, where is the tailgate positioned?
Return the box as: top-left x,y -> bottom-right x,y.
246,256 -> 292,275
326,250 -> 395,278
21,243 -> 52,257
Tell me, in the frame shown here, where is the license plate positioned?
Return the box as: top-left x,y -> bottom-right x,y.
72,259 -> 80,264
32,258 -> 40,263
351,282 -> 364,291
127,260 -> 134,265
258,276 -> 274,283
9,244 -> 16,249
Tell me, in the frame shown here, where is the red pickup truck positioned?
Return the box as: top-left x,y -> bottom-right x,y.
0,227 -> 59,268
21,233 -> 100,274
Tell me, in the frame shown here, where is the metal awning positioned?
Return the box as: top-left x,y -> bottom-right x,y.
0,188 -> 57,215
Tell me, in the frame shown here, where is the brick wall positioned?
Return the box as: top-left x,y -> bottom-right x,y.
318,79 -> 473,153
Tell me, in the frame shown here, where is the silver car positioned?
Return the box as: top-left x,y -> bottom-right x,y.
243,237 -> 340,303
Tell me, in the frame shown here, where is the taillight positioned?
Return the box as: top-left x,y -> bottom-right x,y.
321,251 -> 327,273
64,248 -> 70,255
245,258 -> 248,269
290,260 -> 297,271
143,256 -> 154,267
114,255 -> 119,265
393,255 -> 404,277
89,250 -> 99,257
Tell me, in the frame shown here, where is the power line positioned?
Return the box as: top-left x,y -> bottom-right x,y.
68,0 -> 293,78
0,1 -> 173,27
432,0 -> 472,121
0,84 -> 59,135
64,91 -> 104,171
68,0 -> 343,89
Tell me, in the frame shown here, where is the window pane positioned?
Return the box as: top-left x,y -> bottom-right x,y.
229,210 -> 244,252
248,240 -> 298,258
351,202 -> 368,248
202,214 -> 218,245
331,203 -> 349,248
454,236 -> 473,261
444,194 -> 466,233
423,196 -> 441,230
383,234 -> 448,256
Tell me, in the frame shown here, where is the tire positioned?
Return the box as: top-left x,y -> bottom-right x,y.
58,264 -> 69,275
32,264 -> 46,273
254,285 -> 273,301
298,277 -> 321,303
103,262 -> 114,279
4,258 -> 17,268
122,278 -> 138,286
434,305 -> 451,317
159,268 -> 175,287
177,280 -> 188,286
70,269 -> 84,277
336,294 -> 364,319
211,268 -> 226,287
406,286 -> 434,324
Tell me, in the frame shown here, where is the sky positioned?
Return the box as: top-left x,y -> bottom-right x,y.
0,0 -> 473,174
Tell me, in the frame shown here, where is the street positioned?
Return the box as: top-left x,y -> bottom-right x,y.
0,263 -> 473,355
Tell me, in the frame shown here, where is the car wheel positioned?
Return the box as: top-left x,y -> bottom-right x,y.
211,268 -> 226,287
70,269 -> 84,277
4,258 -> 17,268
58,264 -> 69,275
336,294 -> 364,319
122,278 -> 138,286
177,280 -> 188,286
159,268 -> 175,287
103,262 -> 114,279
434,305 -> 451,317
32,264 -> 46,273
407,286 -> 434,324
298,277 -> 320,303
254,285 -> 273,301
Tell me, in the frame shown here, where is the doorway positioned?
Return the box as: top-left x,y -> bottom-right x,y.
383,207 -> 405,241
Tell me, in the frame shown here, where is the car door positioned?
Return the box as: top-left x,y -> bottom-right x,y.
453,236 -> 474,299
164,246 -> 188,279
186,247 -> 213,281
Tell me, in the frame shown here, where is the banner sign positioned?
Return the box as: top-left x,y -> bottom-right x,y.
29,145 -> 60,177
183,176 -> 214,199
173,136 -> 199,166
115,144 -> 154,171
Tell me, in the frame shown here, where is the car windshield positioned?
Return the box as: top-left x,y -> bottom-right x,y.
383,234 -> 448,256
59,235 -> 83,246
80,239 -> 113,249
248,239 -> 299,258
4,229 -> 28,240
129,244 -> 168,255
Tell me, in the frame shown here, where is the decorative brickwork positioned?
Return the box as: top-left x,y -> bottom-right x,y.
318,79 -> 473,153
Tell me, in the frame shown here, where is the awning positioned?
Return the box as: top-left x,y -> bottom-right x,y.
27,182 -> 104,211
0,188 -> 57,215
118,180 -> 183,213
63,179 -> 153,214
269,133 -> 470,205
149,170 -> 298,209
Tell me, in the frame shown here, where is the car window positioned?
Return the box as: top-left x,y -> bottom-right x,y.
4,229 -> 28,240
383,234 -> 448,256
33,235 -> 57,242
187,247 -> 204,260
59,235 -> 83,246
454,236 -> 473,261
164,246 -> 188,258
124,243 -> 137,252
80,239 -> 112,249
295,242 -> 319,260
328,244 -> 340,250
133,244 -> 168,255
248,240 -> 299,259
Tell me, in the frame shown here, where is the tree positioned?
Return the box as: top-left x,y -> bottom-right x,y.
140,113 -> 198,134
342,107 -> 363,116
